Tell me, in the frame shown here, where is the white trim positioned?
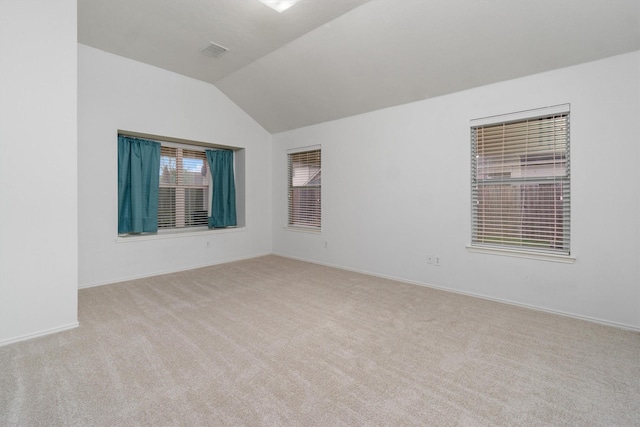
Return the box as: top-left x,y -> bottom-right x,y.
272,253 -> 638,332
470,103 -> 570,127
0,322 -> 79,347
283,225 -> 321,234
116,226 -> 245,243
466,245 -> 576,264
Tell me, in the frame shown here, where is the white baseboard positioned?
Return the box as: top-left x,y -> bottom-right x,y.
78,252 -> 273,289
273,252 -> 640,333
0,322 -> 79,347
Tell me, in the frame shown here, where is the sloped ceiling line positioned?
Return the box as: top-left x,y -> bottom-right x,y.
78,0 -> 640,133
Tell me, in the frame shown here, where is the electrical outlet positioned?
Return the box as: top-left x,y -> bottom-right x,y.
435,255 -> 441,266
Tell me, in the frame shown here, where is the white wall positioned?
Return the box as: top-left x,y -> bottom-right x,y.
272,51 -> 640,330
78,45 -> 272,287
0,0 -> 79,344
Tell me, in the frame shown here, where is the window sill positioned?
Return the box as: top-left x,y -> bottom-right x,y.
466,245 -> 576,264
116,226 -> 245,243
284,226 -> 321,234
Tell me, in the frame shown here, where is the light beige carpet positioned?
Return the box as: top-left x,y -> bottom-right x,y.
1,255 -> 639,426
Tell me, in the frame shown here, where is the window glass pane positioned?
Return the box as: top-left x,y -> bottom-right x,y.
475,182 -> 567,251
185,188 -> 208,227
182,150 -> 207,186
290,186 -> 321,227
160,147 -> 177,185
158,187 -> 176,228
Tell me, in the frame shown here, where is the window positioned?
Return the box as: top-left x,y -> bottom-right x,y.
118,132 -> 241,237
471,106 -> 570,255
159,145 -> 209,229
288,148 -> 321,229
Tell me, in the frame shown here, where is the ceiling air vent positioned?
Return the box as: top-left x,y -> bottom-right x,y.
200,42 -> 229,58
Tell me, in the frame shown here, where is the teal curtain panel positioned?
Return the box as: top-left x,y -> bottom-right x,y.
118,136 -> 161,234
206,149 -> 237,228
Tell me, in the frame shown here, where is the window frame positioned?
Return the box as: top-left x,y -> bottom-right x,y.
468,105 -> 574,263
116,131 -> 243,240
287,146 -> 322,231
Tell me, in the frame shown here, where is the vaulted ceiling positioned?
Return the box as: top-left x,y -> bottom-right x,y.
78,0 -> 640,133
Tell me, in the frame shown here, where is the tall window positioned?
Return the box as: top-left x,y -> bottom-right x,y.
288,148 -> 321,229
471,106 -> 570,254
159,144 -> 209,229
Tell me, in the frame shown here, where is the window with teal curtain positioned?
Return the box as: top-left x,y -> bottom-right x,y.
205,149 -> 237,228
118,135 -> 161,234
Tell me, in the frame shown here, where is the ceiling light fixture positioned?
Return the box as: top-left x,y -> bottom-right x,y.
258,0 -> 300,13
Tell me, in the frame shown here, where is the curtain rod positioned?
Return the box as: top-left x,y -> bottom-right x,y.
118,130 -> 240,151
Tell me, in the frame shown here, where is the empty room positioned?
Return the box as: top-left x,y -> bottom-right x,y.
1,0 -> 639,425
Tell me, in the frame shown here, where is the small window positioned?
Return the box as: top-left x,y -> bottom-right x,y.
288,148 -> 321,229
471,106 -> 570,255
159,145 -> 209,230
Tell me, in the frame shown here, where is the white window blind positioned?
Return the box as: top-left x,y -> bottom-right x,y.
159,145 -> 209,229
288,149 -> 321,228
471,109 -> 570,254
